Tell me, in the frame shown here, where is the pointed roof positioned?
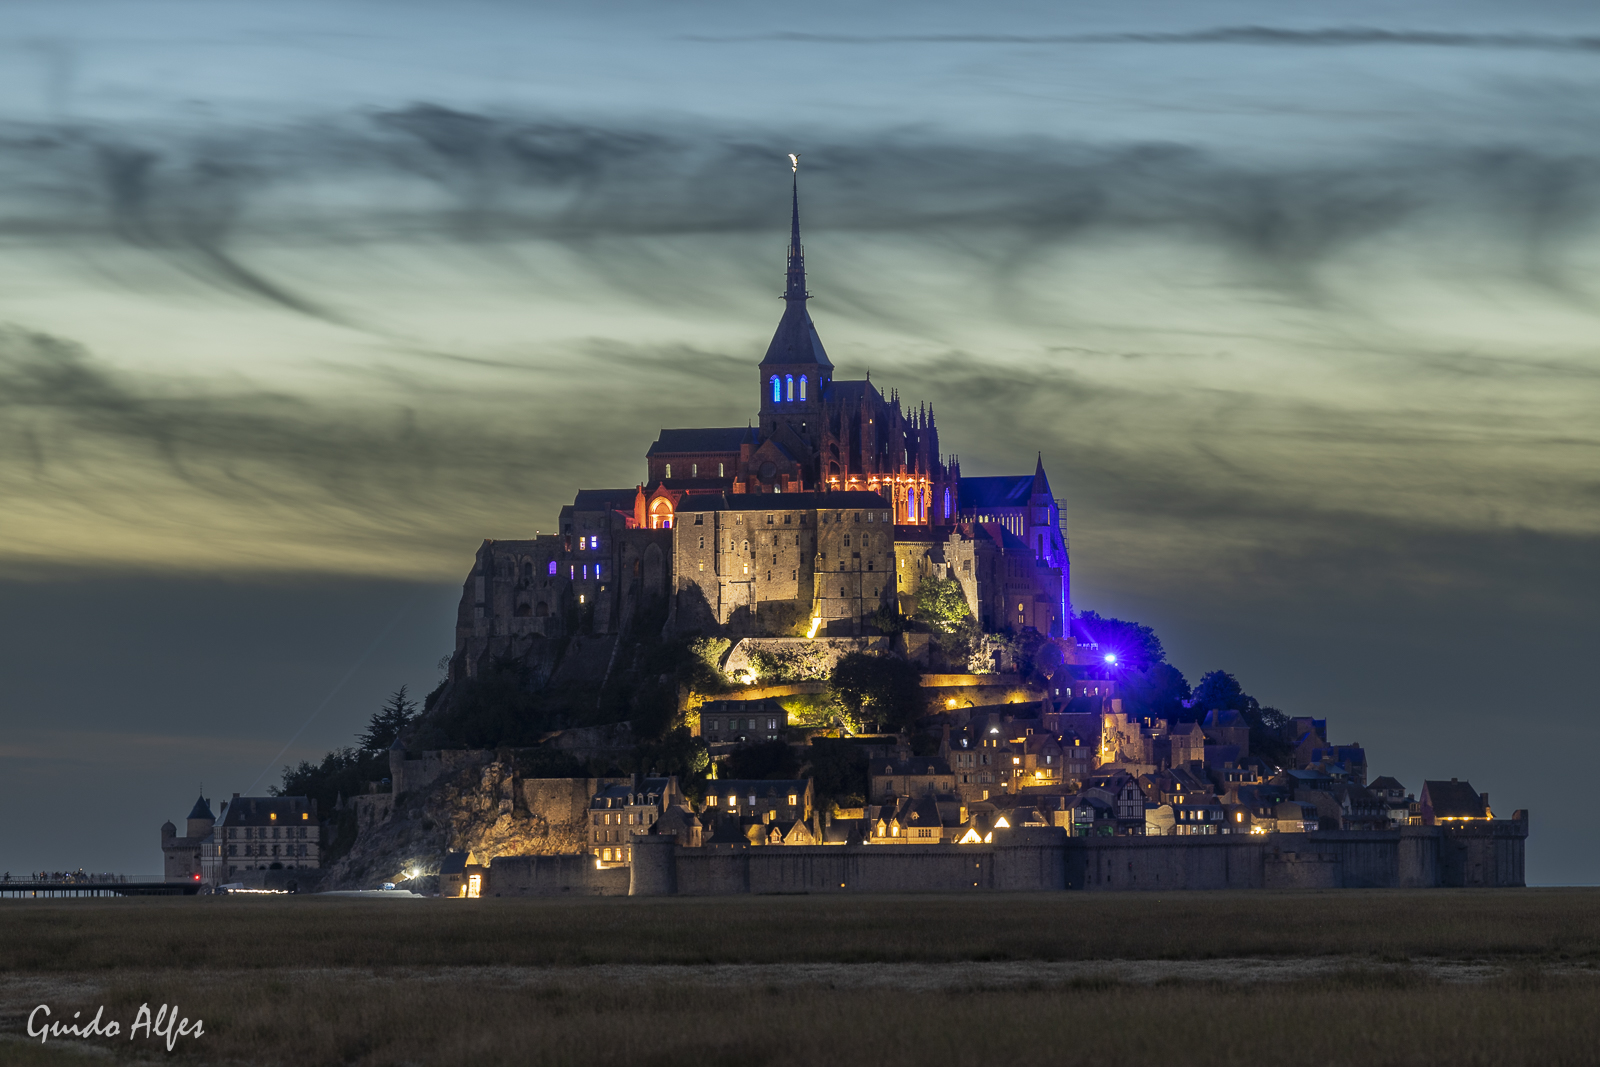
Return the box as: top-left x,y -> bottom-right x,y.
187,795 -> 214,821
761,171 -> 833,369
1031,453 -> 1054,498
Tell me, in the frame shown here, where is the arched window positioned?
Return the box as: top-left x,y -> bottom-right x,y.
944,488 -> 951,520
718,462 -> 725,477
786,374 -> 794,401
547,560 -> 557,576
771,375 -> 780,403
799,375 -> 807,400
522,562 -> 532,580
665,463 -> 672,479
535,601 -> 548,617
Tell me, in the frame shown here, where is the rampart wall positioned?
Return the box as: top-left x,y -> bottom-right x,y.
480,818 -> 1527,897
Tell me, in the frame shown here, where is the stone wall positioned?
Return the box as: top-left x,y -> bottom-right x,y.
486,854 -> 630,896
479,819 -> 1528,897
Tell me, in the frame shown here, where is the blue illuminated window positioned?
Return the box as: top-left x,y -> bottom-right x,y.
583,565 -> 589,579
786,374 -> 794,401
770,375 -> 780,403
799,375 -> 807,400
548,561 -> 557,575
595,563 -> 602,578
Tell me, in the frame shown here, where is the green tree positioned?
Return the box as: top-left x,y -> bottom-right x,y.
830,652 -> 924,733
358,686 -> 418,751
803,738 -> 869,808
914,576 -> 971,633
274,747 -> 389,812
1073,611 -> 1166,671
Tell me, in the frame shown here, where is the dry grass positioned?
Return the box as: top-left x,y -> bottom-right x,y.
2,890 -> 1598,1065
2,969 -> 1598,1067
1,888 -> 1597,972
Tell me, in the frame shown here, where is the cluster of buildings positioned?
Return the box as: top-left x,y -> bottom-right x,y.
563,695 -> 1500,874
159,793 -> 321,884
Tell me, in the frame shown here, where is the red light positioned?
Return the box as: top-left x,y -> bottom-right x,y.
192,874 -> 201,881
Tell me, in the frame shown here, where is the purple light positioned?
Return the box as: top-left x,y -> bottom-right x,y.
1104,653 -> 1117,664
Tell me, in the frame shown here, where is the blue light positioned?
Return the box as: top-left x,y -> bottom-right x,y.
1104,653 -> 1117,664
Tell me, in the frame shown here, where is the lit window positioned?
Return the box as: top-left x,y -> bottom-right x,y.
665,463 -> 672,479
719,462 -> 725,477
771,375 -> 781,403
799,375 -> 808,400
692,463 -> 698,477
786,374 -> 794,401
548,561 -> 557,575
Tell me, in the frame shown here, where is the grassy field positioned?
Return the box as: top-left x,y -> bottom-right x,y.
1,889 -> 1597,1066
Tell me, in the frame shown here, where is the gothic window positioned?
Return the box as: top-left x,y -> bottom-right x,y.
799,375 -> 808,400
515,602 -> 532,617
719,462 -> 725,477
665,463 -> 672,478
771,375 -> 780,403
786,374 -> 794,401
522,562 -> 532,580
944,488 -> 952,519
548,561 -> 557,575
692,463 -> 698,477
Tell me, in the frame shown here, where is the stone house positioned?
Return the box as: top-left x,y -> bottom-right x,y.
217,794 -> 320,877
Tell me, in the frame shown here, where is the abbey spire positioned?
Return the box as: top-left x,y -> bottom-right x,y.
761,159 -> 832,374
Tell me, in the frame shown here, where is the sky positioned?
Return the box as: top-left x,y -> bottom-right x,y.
1,0 -> 1596,882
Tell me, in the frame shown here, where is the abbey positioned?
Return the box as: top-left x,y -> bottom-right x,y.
453,175 -> 1069,673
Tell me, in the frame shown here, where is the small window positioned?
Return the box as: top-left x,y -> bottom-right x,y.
799,375 -> 807,400
694,514 -> 704,525
843,535 -> 850,547
767,514 -> 774,524
719,462 -> 725,477
771,375 -> 781,403
692,463 -> 698,477
784,514 -> 792,524
786,374 -> 794,401
548,561 -> 557,575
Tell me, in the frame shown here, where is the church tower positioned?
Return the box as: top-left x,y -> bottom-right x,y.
758,167 -> 832,446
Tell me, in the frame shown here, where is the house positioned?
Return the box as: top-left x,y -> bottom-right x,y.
696,700 -> 789,746
1420,779 -> 1491,824
1200,708 -> 1250,753
589,776 -> 681,867
441,852 -> 486,898
869,757 -> 955,802
699,779 -> 814,825
765,820 -> 816,846
870,795 -> 950,843
215,794 -> 321,877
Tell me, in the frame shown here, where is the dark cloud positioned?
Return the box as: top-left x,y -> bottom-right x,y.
7,107 -> 1600,323
691,27 -> 1600,52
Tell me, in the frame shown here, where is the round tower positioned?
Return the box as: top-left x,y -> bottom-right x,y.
628,830 -> 678,896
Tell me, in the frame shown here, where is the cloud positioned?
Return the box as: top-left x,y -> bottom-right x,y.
6,105 -> 1600,318
689,27 -> 1600,52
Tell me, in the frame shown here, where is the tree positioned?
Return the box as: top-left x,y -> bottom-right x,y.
274,747 -> 389,812
829,652 -> 925,733
1072,611 -> 1165,671
914,576 -> 971,633
1191,670 -> 1250,714
1031,639 -> 1067,681
358,686 -> 418,751
1121,662 -> 1191,722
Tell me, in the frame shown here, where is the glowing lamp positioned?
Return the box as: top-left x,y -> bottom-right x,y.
1104,653 -> 1117,664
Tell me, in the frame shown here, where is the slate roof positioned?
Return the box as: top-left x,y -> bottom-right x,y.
820,379 -> 878,405
674,491 -> 890,513
646,428 -> 760,456
440,852 -> 468,875
707,780 -> 810,801
1368,775 -> 1407,796
218,796 -> 317,827
187,795 -> 214,821
1202,708 -> 1248,729
958,475 -> 1035,510
1423,779 -> 1487,819
569,488 -> 641,511
872,758 -> 953,777
761,302 -> 833,368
